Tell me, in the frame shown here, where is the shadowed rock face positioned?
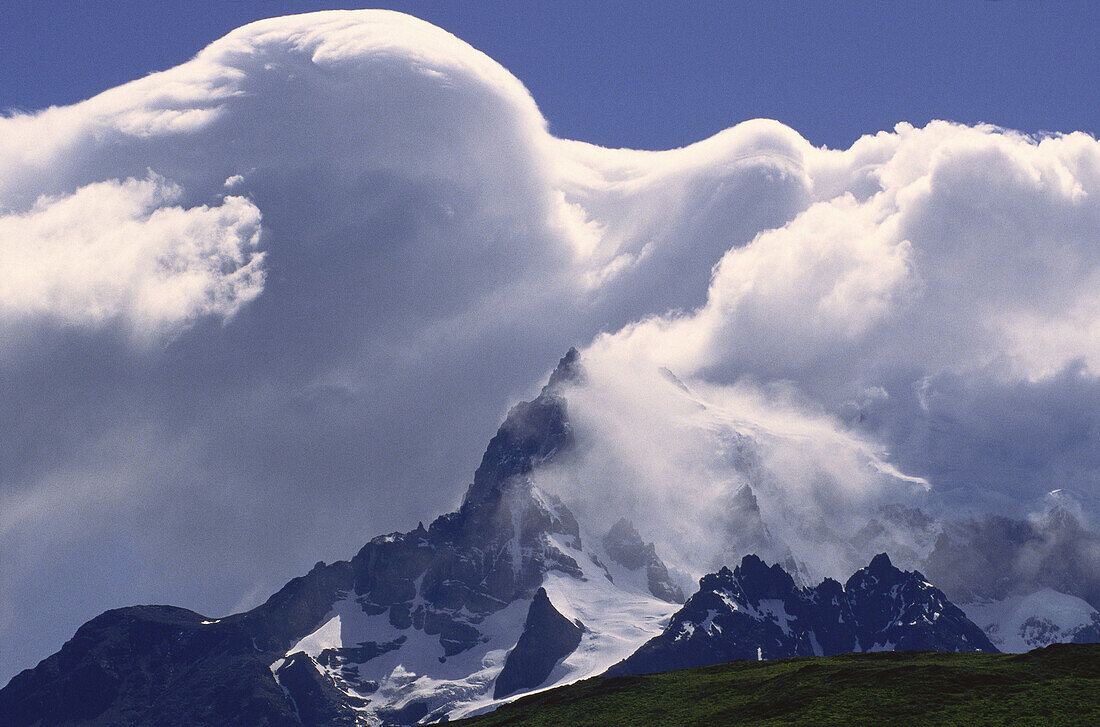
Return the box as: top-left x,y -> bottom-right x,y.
607,553 -> 997,678
0,346 -> 1009,726
493,588 -> 584,699
602,518 -> 685,603
276,653 -> 362,727
0,565 -> 354,727
1074,617 -> 1100,644
347,348 -> 586,662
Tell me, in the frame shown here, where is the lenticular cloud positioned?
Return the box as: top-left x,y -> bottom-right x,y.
1,9 -> 1098,683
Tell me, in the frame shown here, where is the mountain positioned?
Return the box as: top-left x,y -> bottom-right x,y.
0,349 -> 1068,727
0,350 -> 684,726
607,552 -> 996,678
921,506 -> 1100,653
924,507 -> 1100,610
962,589 -> 1100,653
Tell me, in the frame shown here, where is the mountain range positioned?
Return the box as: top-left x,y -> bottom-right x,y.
1,350 -> 1095,726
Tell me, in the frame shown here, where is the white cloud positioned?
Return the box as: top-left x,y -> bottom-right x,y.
532,351 -> 931,584
582,121 -> 1100,386
0,175 -> 263,338
551,121 -> 1100,580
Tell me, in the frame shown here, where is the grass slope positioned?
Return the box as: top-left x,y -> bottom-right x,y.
454,644 -> 1100,726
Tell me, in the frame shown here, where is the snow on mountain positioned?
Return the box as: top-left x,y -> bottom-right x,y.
607,552 -> 996,678
962,589 -> 1100,653
256,349 -> 682,724
0,349 -> 682,727
273,514 -> 679,724
0,347 -> 1090,727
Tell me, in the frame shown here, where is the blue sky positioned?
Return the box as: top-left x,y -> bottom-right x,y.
3,1 -> 1097,150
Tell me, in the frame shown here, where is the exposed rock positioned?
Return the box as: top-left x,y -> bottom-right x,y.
275,652 -> 361,726
493,588 -> 584,698
607,552 -> 996,678
1073,615 -> 1100,644
0,604 -> 308,727
0,350 -> 596,727
347,349 -> 587,664
602,518 -> 685,603
924,508 -> 1100,609
713,484 -> 801,580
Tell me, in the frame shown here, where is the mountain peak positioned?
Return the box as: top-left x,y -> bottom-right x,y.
733,554 -> 797,599
602,518 -> 685,603
868,552 -> 893,571
730,484 -> 761,515
493,588 -> 584,699
462,355 -> 577,510
603,518 -> 649,569
608,554 -> 997,678
546,346 -> 584,390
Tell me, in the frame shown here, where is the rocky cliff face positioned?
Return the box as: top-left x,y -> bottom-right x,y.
0,562 -> 358,727
607,553 -> 996,678
492,588 -> 584,699
602,518 -> 685,604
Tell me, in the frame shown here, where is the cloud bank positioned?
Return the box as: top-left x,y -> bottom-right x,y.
1,10 -> 1097,682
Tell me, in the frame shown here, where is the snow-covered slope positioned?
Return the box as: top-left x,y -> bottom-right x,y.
962,589 -> 1100,653
273,521 -> 678,724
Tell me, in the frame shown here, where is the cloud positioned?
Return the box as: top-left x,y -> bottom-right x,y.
0,174 -> 263,339
593,122 -> 1100,384
1,9 -> 1098,683
924,507 -> 1100,608
530,354 -> 931,585
562,121 -> 1100,544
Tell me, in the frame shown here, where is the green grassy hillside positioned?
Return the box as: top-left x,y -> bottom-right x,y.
455,644 -> 1100,726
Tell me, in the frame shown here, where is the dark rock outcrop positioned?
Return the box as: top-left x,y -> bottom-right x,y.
602,518 -> 684,603
924,507 -> 1100,610
493,588 -> 584,698
275,653 -> 361,726
0,605 -> 304,727
607,553 -> 996,677
346,348 -> 586,665
1072,614 -> 1100,644
712,485 -> 807,582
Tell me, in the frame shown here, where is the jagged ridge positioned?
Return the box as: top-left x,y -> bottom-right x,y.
608,552 -> 996,677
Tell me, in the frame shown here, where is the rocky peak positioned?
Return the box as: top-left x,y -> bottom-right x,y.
608,553 -> 997,678
602,518 -> 685,603
696,566 -> 736,597
461,349 -> 582,512
603,518 -> 652,570
348,351 -> 589,661
713,485 -> 795,578
732,554 -> 799,601
840,552 -> 994,653
870,551 -> 892,568
493,588 -> 584,699
730,484 -> 761,516
546,346 -> 584,389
